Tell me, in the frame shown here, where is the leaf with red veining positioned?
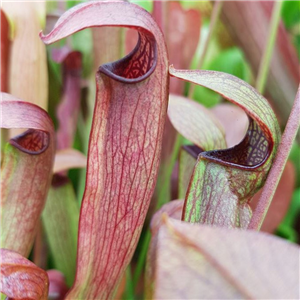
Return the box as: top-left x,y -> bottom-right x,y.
168,94 -> 226,199
147,211 -> 300,299
150,199 -> 184,235
145,199 -> 183,300
0,248 -> 49,299
170,67 -> 281,228
177,103 -> 248,199
221,1 -> 299,128
40,2 -> 168,298
1,93 -> 55,256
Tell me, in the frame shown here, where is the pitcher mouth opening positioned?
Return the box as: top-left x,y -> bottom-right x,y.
99,30 -> 157,84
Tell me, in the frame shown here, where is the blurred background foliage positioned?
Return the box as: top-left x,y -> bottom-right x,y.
2,0 -> 299,298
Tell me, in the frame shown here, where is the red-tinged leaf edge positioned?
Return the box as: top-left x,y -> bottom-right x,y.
9,129 -> 50,155
40,2 -> 159,85
169,66 -> 280,170
40,2 -> 168,299
1,93 -> 55,256
147,204 -> 300,299
169,67 -> 281,227
1,93 -> 55,154
0,248 -> 49,300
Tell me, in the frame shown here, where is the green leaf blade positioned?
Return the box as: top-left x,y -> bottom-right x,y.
42,179 -> 79,287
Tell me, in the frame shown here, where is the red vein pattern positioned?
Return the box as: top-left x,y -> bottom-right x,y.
1,95 -> 55,257
147,212 -> 300,299
102,32 -> 156,80
204,118 -> 270,168
40,2 -> 168,299
169,68 -> 280,228
10,129 -> 49,155
0,249 -> 49,299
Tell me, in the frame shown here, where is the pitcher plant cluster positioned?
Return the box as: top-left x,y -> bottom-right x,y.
1,1 -> 300,299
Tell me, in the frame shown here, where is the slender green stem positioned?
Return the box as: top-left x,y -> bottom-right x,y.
132,229 -> 151,289
248,86 -> 300,230
1,129 -> 9,151
188,1 -> 223,99
157,133 -> 184,209
124,265 -> 135,300
255,1 -> 283,94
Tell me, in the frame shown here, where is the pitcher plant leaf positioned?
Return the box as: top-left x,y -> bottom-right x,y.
40,2 -> 169,298
147,212 -> 299,299
1,93 -> 55,256
0,248 -> 49,300
169,67 -> 280,228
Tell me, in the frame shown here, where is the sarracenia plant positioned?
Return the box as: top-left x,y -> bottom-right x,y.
1,1 -> 299,299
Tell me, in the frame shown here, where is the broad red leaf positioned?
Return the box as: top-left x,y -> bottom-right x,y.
170,67 -> 281,228
167,2 -> 200,92
0,248 -> 49,300
153,1 -> 201,95
40,2 -> 168,298
147,207 -> 300,299
221,1 -> 299,127
1,93 -> 55,256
